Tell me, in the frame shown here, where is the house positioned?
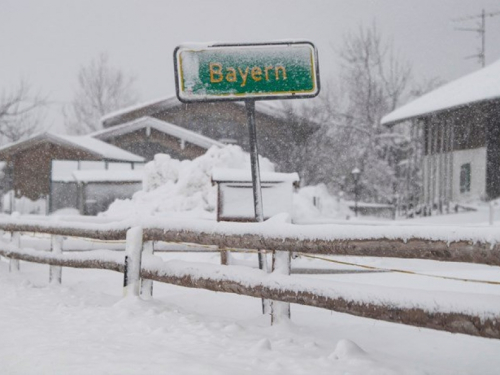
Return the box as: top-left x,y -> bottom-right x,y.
382,59 -> 500,213
0,132 -> 144,214
101,96 -> 314,172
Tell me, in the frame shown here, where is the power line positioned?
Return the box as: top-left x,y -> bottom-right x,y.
453,9 -> 500,67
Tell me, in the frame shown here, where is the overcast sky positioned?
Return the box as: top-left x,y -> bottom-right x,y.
2,0 -> 500,131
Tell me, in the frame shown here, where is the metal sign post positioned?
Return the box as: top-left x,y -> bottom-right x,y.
245,100 -> 264,222
246,99 -> 269,313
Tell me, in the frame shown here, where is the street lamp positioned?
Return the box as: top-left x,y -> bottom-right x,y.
351,167 -> 360,217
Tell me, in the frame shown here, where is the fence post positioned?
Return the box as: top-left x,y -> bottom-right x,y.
49,235 -> 63,284
220,248 -> 233,265
140,240 -> 154,299
0,229 -> 4,262
123,226 -> 143,297
9,231 -> 20,272
271,250 -> 291,325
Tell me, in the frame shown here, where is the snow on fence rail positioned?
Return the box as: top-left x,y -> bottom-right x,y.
0,217 -> 500,338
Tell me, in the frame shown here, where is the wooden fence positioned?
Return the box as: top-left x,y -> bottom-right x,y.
0,217 -> 499,338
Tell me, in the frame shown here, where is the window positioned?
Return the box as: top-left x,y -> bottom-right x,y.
460,163 -> 471,193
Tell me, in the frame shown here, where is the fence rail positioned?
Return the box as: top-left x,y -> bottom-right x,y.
1,217 -> 499,339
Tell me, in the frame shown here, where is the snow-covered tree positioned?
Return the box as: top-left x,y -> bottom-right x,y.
299,24 -> 418,203
64,53 -> 139,135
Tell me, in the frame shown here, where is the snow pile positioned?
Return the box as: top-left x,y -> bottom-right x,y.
103,145 -> 350,222
293,184 -> 352,222
104,145 -> 274,218
1,191 -> 47,215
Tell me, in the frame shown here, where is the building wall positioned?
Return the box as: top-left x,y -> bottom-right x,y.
105,128 -> 206,161
452,147 -> 487,202
419,100 -> 500,205
151,102 -> 299,172
9,143 -> 98,200
423,147 -> 486,204
485,101 -> 500,199
423,104 -> 488,155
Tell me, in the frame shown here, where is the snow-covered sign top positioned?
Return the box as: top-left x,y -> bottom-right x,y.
212,168 -> 299,183
174,41 -> 320,102
382,59 -> 500,126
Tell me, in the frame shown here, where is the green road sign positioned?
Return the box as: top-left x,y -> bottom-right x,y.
174,41 -> 320,102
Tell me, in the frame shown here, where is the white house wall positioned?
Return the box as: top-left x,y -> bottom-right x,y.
423,147 -> 486,204
452,147 -> 486,202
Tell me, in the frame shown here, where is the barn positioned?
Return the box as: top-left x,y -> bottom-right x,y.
382,59 -> 500,214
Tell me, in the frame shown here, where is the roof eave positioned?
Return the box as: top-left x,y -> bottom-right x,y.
382,98 -> 498,127
0,133 -> 144,163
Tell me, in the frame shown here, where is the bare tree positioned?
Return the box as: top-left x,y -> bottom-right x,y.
0,81 -> 46,144
65,53 -> 139,135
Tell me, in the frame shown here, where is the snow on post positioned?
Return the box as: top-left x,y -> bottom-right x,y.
0,229 -> 3,261
271,250 -> 291,324
123,226 -> 143,297
49,235 -> 63,284
9,231 -> 20,272
220,248 -> 233,265
140,241 -> 154,299
9,212 -> 21,272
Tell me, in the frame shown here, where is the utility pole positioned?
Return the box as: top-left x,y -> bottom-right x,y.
453,9 -> 500,67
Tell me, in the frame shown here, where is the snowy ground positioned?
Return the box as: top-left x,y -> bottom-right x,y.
1,245 -> 500,375
3,145 -> 500,374
2,205 -> 500,374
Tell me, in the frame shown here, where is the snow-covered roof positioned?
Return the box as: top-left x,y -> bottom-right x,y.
212,168 -> 299,183
382,59 -> 500,126
0,133 -> 144,162
101,95 -> 291,127
101,96 -> 179,125
72,170 -> 143,183
90,116 -> 224,150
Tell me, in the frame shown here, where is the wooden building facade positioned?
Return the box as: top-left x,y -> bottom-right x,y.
101,96 -> 315,172
383,60 -> 500,214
